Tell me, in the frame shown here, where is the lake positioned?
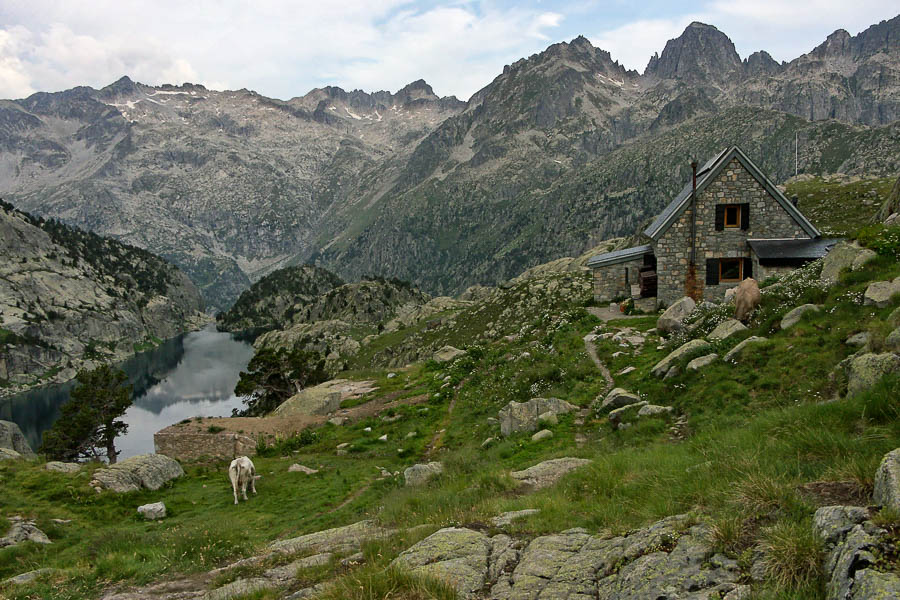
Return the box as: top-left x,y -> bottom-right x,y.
0,327 -> 255,459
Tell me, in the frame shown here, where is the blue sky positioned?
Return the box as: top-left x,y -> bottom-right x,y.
0,1 -> 897,101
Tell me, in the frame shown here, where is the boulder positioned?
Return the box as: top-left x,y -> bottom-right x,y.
206,577 -> 277,600
780,304 -> 821,329
404,462 -> 443,486
531,429 -> 553,441
851,248 -> 877,270
845,332 -> 870,347
490,509 -> 540,527
269,520 -> 392,555
0,517 -> 51,547
137,502 -> 167,520
498,397 -> 577,436
863,278 -> 900,308
687,353 -> 718,371
813,506 -> 870,546
2,568 -> 55,586
609,401 -> 648,426
652,339 -> 713,377
594,388 -> 641,414
391,527 -> 492,598
90,454 -> 184,493
288,464 -> 319,474
874,448 -> 900,512
846,353 -> 900,396
657,296 -> 696,334
723,336 -> 767,363
45,461 -> 81,473
886,328 -> 900,353
0,420 -> 36,458
821,242 -> 868,284
510,457 -> 591,490
537,412 -> 558,426
434,346 -> 466,363
637,404 -> 674,418
0,448 -> 23,460
708,319 -> 747,341
273,379 -> 377,417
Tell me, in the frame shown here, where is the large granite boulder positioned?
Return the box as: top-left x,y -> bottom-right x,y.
0,420 -> 36,458
708,319 -> 746,341
269,520 -> 392,555
846,352 -> 900,396
874,448 -> 900,512
498,397 -> 577,436
864,278 -> 900,308
404,462 -> 443,486
687,353 -> 718,371
0,448 -> 23,460
510,457 -> 591,490
0,517 -> 52,547
137,502 -> 167,520
813,506 -> 870,546
609,401 -> 648,427
45,461 -> 81,473
434,346 -> 466,363
821,242 -> 869,284
272,379 -> 376,417
657,296 -> 696,335
391,527 -> 495,598
723,336 -> 767,363
780,304 -> 821,329
90,454 -> 184,493
594,388 -> 641,415
652,339 -> 713,377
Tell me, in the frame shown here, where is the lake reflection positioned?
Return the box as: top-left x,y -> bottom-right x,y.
1,327 -> 255,459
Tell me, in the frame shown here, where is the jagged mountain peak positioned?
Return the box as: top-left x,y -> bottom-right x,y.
644,20 -> 742,82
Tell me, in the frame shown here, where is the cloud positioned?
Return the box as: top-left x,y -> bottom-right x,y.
0,26 -> 35,98
591,17 -> 696,72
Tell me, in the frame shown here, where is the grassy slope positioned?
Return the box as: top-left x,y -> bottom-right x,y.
784,175 -> 898,236
3,256 -> 900,598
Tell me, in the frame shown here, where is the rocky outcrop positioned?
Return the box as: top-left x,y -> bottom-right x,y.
657,297 -> 695,335
863,277 -> 900,308
45,461 -> 81,473
392,514 -> 743,600
821,242 -> 872,284
268,520 -> 392,556
510,457 -> 591,490
272,379 -> 377,417
723,336 -> 767,363
0,420 -> 35,458
594,388 -> 641,415
0,202 -> 206,396
499,398 -> 578,436
433,346 -> 467,363
0,516 -> 52,547
781,304 -> 821,329
845,352 -> 900,396
90,454 -> 184,493
404,462 -> 444,486
687,353 -> 718,371
652,339 -> 713,377
874,448 -> 900,511
708,319 -> 746,341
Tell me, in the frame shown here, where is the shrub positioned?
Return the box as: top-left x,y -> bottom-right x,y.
759,520 -> 823,591
856,224 -> 900,260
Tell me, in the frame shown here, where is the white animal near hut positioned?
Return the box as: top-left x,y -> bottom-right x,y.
228,456 -> 259,505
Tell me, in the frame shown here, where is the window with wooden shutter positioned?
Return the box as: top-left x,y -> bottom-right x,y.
706,259 -> 719,285
724,205 -> 740,228
719,258 -> 743,282
740,204 -> 750,230
743,257 -> 753,279
715,205 -> 725,231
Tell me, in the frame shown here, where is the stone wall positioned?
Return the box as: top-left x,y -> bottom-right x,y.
154,430 -> 256,462
592,256 -> 646,302
655,158 -> 809,305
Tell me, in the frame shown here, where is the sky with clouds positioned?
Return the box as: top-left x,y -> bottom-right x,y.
0,1 -> 897,102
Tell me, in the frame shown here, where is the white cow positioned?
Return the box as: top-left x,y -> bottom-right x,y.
228,456 -> 259,504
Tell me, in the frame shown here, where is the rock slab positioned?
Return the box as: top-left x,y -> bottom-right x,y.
723,336 -> 767,363
846,352 -> 900,396
511,457 -> 591,490
708,319 -> 746,341
652,339 -> 713,377
498,397 -> 577,436
657,296 -> 696,334
0,420 -> 36,458
874,448 -> 900,511
404,462 -> 443,486
781,304 -> 821,329
138,502 -> 167,520
91,454 -> 184,493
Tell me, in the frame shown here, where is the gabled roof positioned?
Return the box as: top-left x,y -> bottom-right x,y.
586,244 -> 653,268
643,146 -> 820,241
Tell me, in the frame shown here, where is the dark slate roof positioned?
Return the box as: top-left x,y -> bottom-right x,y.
586,244 -> 653,268
748,238 -> 841,261
643,146 -> 820,241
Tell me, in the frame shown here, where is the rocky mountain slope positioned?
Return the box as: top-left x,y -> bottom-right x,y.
0,16 -> 899,309
215,264 -> 344,333
0,200 -> 206,396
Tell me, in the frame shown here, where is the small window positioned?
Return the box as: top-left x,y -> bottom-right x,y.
719,258 -> 743,282
724,204 -> 741,228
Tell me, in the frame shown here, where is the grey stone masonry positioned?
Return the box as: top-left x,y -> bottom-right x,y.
592,256 -> 645,303
653,158 -> 809,305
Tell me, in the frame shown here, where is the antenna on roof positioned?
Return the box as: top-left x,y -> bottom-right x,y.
795,131 -> 798,177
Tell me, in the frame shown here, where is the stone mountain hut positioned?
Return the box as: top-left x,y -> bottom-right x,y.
588,146 -> 837,306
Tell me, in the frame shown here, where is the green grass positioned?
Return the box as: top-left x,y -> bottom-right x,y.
785,175 -> 896,236
4,259 -> 900,598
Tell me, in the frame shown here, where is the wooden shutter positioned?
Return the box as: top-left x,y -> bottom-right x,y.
715,205 -> 725,230
741,204 -> 750,230
706,259 -> 719,285
743,257 -> 753,279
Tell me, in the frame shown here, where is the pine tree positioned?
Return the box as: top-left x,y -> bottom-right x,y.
234,345 -> 328,416
40,365 -> 133,463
